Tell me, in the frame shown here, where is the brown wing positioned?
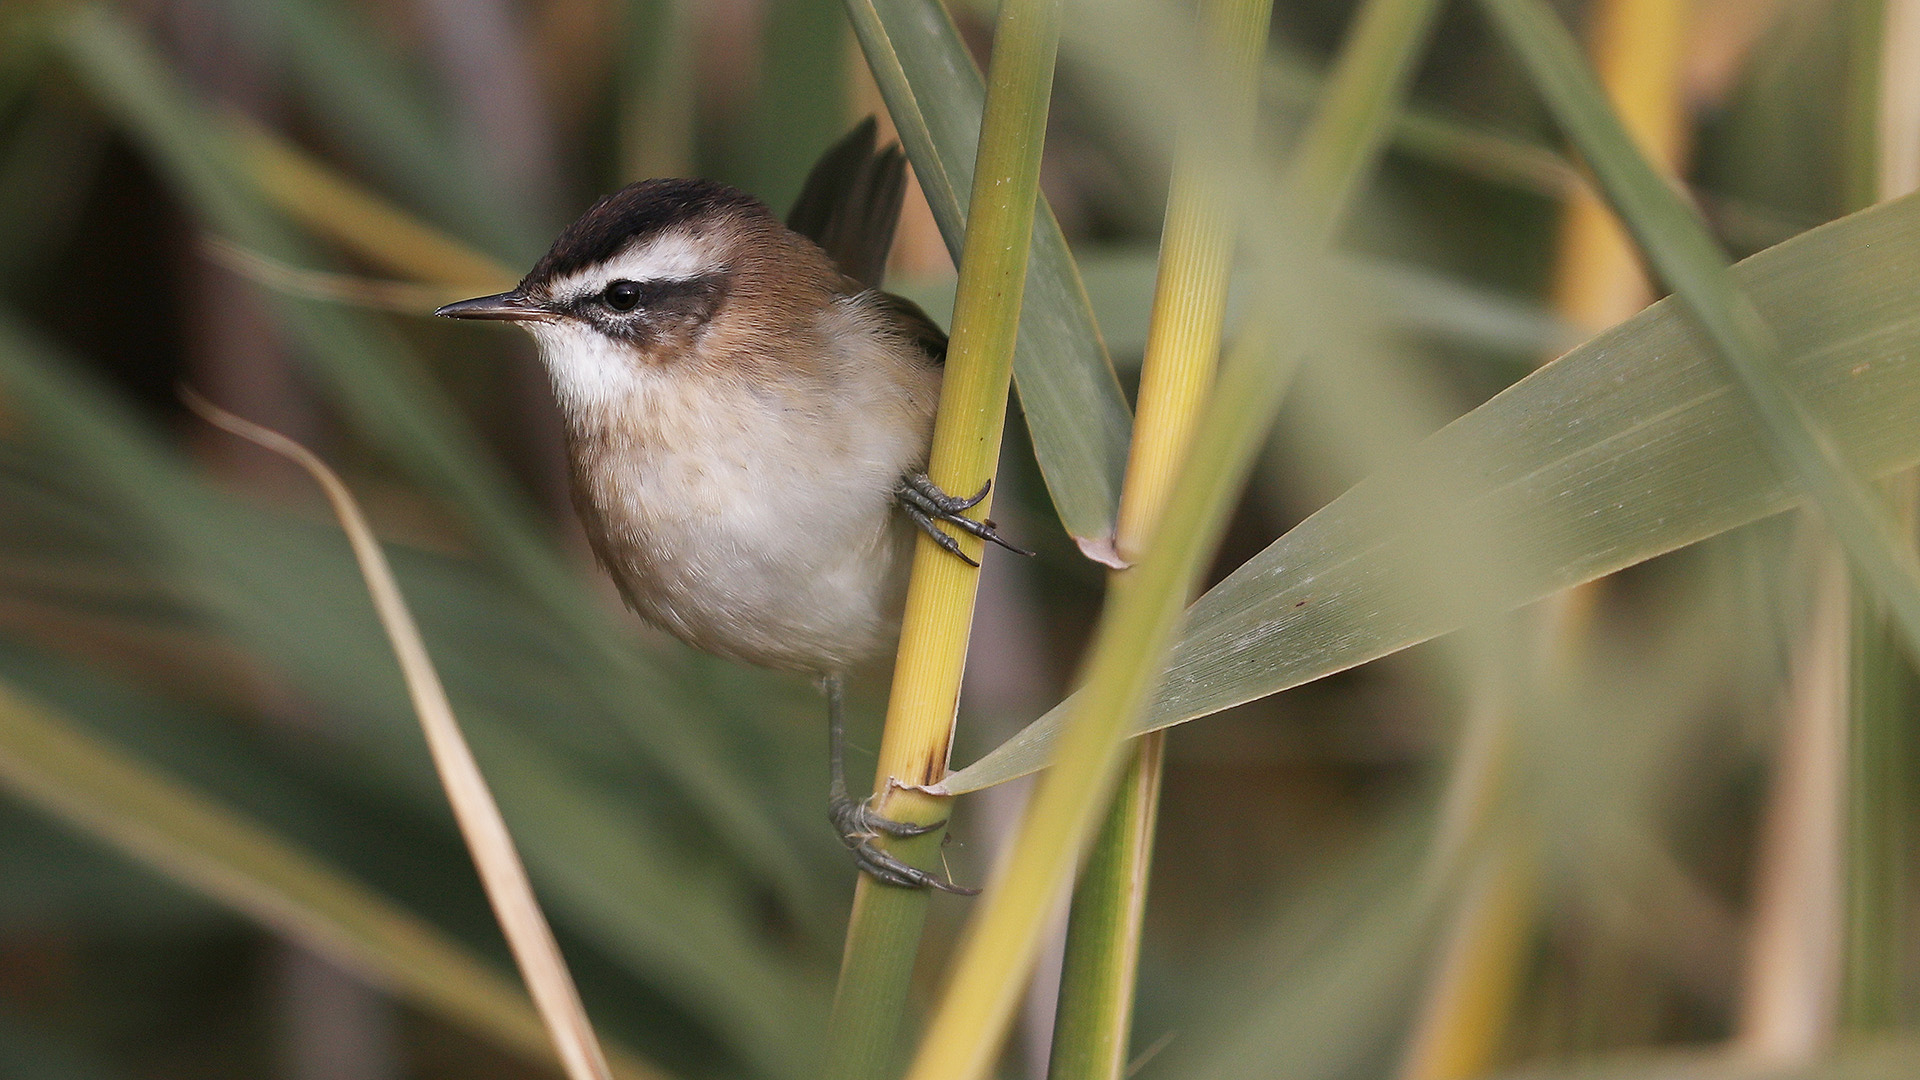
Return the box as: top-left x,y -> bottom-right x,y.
785,117 -> 908,291
868,289 -> 948,367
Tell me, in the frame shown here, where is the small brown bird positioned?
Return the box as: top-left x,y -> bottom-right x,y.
438,121 -> 1025,891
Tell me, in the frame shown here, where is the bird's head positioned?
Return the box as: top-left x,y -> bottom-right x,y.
438,178 -> 837,410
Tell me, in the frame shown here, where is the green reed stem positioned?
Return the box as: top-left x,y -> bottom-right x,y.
824,1 -> 1063,1076
1045,0 -> 1274,1075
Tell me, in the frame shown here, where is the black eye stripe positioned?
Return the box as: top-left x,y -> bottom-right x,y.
581,274 -> 725,313
565,272 -> 730,342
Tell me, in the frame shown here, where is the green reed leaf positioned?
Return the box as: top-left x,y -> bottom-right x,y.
946,189 -> 1920,793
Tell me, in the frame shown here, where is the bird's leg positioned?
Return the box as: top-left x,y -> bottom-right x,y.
895,474 -> 1037,567
824,673 -> 978,894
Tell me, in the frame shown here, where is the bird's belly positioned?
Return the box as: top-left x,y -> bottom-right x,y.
575,434 -> 913,674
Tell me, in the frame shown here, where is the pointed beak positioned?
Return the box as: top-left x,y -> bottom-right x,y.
435,291 -> 546,321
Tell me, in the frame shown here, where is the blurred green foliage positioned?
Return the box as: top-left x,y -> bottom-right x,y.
0,0 -> 1917,1079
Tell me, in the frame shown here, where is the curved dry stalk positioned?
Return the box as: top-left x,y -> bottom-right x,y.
183,389 -> 614,1080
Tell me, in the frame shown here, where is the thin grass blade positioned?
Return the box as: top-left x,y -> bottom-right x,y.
184,393 -> 616,1080
227,117 -> 515,290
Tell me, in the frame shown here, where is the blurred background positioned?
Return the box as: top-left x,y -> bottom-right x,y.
0,0 -> 1914,1078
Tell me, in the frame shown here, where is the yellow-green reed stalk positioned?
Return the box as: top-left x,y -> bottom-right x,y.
1046,2 -> 1272,1077
901,320 -> 1284,1080
825,1 -> 1063,1077
900,0 -> 1446,1074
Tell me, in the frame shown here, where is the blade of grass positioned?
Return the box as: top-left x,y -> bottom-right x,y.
843,0 -> 1132,555
942,189 -> 1920,794
184,392 -> 615,1080
0,678 -> 669,1080
825,1 -> 1065,1076
894,247 -> 1578,363
1475,0 -> 1920,658
201,237 -> 467,314
1262,51 -> 1586,200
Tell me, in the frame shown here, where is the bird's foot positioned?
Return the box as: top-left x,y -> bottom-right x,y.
895,474 -> 1036,567
830,792 -> 979,895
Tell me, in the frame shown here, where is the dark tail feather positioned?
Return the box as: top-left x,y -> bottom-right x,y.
785,117 -> 908,290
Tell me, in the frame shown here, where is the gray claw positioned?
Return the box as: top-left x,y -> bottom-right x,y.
895,474 -> 1036,561
830,794 -> 979,895
831,792 -> 941,838
824,674 -> 978,894
903,506 -> 979,566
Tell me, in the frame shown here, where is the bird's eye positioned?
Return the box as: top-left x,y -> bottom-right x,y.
602,280 -> 643,311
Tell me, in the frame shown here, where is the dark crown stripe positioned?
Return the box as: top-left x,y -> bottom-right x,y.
524,179 -> 768,288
